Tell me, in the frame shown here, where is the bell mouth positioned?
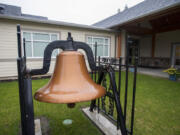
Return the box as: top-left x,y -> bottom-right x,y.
34,87 -> 106,104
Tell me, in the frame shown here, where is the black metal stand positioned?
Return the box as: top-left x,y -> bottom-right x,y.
17,24 -> 136,135
16,25 -> 100,135
108,67 -> 127,135
17,25 -> 35,135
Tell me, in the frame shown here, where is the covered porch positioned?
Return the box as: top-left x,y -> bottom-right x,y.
114,4 -> 180,69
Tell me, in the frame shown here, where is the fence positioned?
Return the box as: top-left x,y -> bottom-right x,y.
90,43 -> 138,135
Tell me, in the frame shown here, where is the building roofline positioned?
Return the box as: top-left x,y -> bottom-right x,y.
108,2 -> 180,29
0,14 -> 119,33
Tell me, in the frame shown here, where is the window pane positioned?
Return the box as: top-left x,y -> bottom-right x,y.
25,41 -> 32,57
33,42 -> 48,57
93,38 -> 104,44
23,32 -> 31,41
104,45 -> 108,56
52,49 -> 59,57
97,45 -> 103,56
105,38 -> 109,45
51,34 -> 58,41
92,45 -> 95,55
33,33 -> 50,41
87,37 -> 92,44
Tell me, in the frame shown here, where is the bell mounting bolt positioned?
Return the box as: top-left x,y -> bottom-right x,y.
64,32 -> 75,51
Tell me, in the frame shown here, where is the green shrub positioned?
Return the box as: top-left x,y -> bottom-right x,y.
163,67 -> 180,76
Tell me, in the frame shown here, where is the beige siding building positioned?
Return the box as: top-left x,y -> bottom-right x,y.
0,16 -> 117,78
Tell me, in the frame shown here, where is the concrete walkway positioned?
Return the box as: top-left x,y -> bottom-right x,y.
137,67 -> 169,78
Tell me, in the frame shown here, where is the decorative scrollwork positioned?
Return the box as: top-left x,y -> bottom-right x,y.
98,58 -> 116,118
107,84 -> 114,116
101,74 -> 107,113
91,48 -> 137,135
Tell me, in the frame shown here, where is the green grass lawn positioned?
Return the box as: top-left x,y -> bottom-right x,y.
116,72 -> 180,135
0,73 -> 180,135
0,79 -> 101,135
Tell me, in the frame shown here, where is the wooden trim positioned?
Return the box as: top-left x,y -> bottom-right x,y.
151,33 -> 156,58
122,25 -> 153,35
117,34 -> 122,57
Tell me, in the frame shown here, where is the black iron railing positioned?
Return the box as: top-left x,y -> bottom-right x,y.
90,44 -> 138,135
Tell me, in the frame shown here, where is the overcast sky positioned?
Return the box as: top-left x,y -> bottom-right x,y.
0,0 -> 144,25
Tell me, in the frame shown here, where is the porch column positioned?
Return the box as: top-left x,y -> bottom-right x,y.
151,33 -> 156,58
117,33 -> 122,58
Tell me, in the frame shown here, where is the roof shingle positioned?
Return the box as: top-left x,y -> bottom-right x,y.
93,0 -> 180,28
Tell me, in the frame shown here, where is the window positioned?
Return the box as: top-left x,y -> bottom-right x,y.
23,31 -> 59,58
86,36 -> 110,57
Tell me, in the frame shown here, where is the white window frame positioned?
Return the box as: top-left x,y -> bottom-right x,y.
86,36 -> 110,57
22,30 -> 60,58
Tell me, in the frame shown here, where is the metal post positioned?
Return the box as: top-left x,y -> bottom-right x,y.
17,25 -> 25,134
17,58 -> 26,134
108,67 -> 127,135
94,42 -> 97,82
17,25 -> 22,58
23,76 -> 35,135
118,58 -> 122,97
23,38 -> 26,59
124,33 -> 129,123
130,58 -> 138,135
117,57 -> 122,129
17,25 -> 35,135
97,56 -> 100,113
90,42 -> 98,112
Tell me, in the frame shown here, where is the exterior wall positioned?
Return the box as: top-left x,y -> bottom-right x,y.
139,30 -> 180,58
0,19 -> 116,78
139,36 -> 152,57
155,30 -> 180,58
138,30 -> 180,67
120,30 -> 126,59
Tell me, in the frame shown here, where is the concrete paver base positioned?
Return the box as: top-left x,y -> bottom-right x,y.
35,119 -> 42,135
82,107 -> 122,135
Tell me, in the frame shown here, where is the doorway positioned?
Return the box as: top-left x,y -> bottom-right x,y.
171,43 -> 180,68
128,38 -> 139,65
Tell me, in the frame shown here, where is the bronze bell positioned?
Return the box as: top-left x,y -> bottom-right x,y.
34,51 -> 106,106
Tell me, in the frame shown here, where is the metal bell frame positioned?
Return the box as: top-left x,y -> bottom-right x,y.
17,24 -> 129,135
